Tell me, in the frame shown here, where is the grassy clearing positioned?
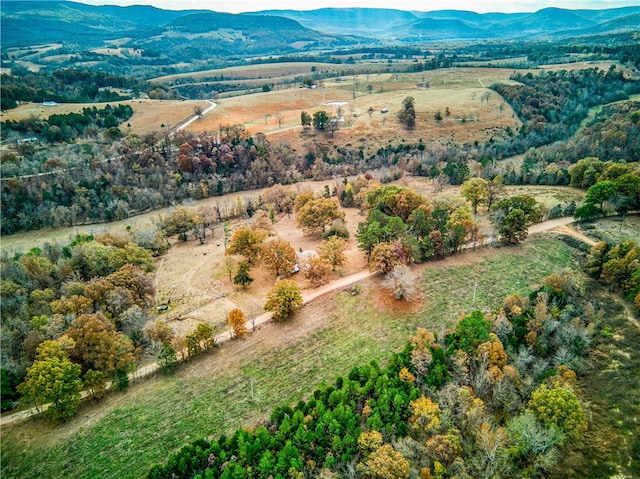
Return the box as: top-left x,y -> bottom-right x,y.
1,236 -> 579,479
552,292 -> 640,478
576,214 -> 640,245
504,185 -> 586,210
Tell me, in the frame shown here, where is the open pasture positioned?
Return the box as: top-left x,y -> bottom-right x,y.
0,99 -> 211,136
188,67 -> 521,155
150,62 -> 341,83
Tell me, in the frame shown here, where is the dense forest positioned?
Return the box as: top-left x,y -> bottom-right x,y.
1,103 -> 133,145
145,270 -> 619,479
487,66 -> 640,159
2,67 -> 638,235
0,68 -> 146,111
0,230 -> 165,413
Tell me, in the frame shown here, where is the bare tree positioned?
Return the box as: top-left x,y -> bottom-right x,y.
382,265 -> 418,301
275,111 -> 285,129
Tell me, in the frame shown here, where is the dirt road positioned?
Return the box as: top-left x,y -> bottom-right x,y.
0,215 -> 594,426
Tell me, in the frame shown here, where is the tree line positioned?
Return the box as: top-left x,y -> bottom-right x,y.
2,67 -> 638,235
487,66 -> 640,158
0,68 -> 145,111
147,271 -> 598,479
0,230 -> 163,415
1,103 -> 133,145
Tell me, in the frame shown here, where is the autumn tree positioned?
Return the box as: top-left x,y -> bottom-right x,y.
293,190 -> 316,212
500,209 -> 528,244
369,242 -> 402,274
160,207 -> 202,241
233,262 -> 254,289
260,238 -> 297,277
296,198 -> 345,235
18,338 -> 82,422
228,308 -> 247,338
366,185 -> 425,222
358,444 -> 410,479
528,384 -> 586,443
486,175 -> 507,210
461,178 -> 489,213
66,313 -> 136,377
302,256 -> 332,286
446,206 -> 482,251
409,396 -> 443,437
226,225 -> 267,263
264,279 -> 303,321
262,184 -> 297,215
319,236 -> 346,271
194,323 -> 215,351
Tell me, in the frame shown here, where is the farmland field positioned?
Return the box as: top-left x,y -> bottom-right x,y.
0,235 -> 582,479
0,99 -> 212,136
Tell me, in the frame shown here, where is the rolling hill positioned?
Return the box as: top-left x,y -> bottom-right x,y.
1,2 -> 638,73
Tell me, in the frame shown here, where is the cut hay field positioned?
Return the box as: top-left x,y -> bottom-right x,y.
1,66 -> 521,151
0,235 -> 581,479
0,99 -> 211,136
187,67 -> 522,156
150,61 -> 341,83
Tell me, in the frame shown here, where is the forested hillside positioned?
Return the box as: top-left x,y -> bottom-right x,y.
488,66 -> 640,158
0,69 -> 145,111
2,67 -> 638,235
146,272 -> 622,478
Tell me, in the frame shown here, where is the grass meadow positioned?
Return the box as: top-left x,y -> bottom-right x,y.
1,235 -> 580,479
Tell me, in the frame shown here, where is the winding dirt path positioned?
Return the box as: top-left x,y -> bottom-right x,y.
0,215 -> 599,426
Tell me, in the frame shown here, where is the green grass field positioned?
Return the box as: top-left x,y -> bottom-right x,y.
0,236 -> 581,479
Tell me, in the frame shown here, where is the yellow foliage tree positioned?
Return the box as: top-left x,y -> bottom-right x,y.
260,238 -> 297,277
357,430 -> 383,454
296,197 -> 345,234
226,226 -> 267,263
319,236 -> 346,271
358,444 -> 410,479
409,396 -> 442,436
228,308 -> 247,338
264,279 -> 303,321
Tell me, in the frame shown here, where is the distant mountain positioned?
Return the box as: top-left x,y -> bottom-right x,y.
2,2 -> 638,63
412,9 -> 527,27
133,12 -> 356,60
556,12 -> 640,37
496,7 -> 597,37
1,1 -> 358,59
250,6 -> 640,41
244,8 -> 419,36
400,18 -> 492,41
0,0 -> 204,46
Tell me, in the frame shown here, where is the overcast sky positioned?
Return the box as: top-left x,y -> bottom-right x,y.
75,0 -> 640,14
